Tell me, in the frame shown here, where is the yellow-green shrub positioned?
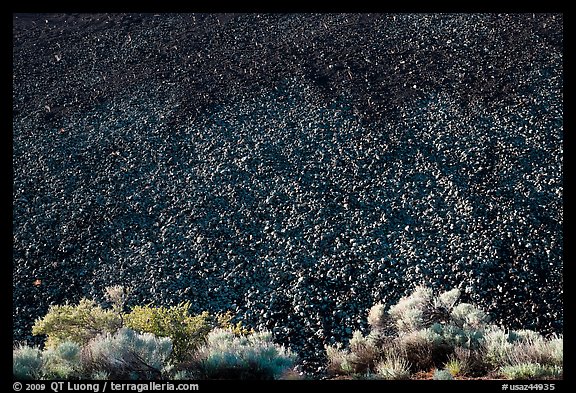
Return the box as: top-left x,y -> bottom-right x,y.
32,299 -> 122,348
216,311 -> 254,336
123,302 -> 212,363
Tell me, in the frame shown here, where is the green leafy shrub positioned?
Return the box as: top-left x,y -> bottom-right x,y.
444,355 -> 463,377
123,302 -> 212,363
42,341 -> 82,379
32,299 -> 122,348
216,311 -> 254,336
82,328 -> 172,380
16,291 -> 275,380
13,345 -> 43,379
194,328 -> 296,380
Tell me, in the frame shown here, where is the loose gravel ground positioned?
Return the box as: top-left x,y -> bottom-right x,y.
12,13 -> 563,372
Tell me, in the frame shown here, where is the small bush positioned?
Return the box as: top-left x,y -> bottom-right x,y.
444,356 -> 463,377
450,346 -> 489,377
483,327 -> 513,367
216,311 -> 254,336
42,341 -> 82,379
327,285 -> 563,380
398,329 -> 451,371
13,345 -> 43,380
514,332 -> 563,367
433,323 -> 484,350
433,368 -> 454,380
172,370 -> 197,380
90,370 -> 110,380
325,331 -> 379,376
376,347 -> 411,380
367,303 -> 396,345
123,303 -> 212,363
194,328 -> 296,380
500,363 -> 563,380
387,287 -> 488,336
325,344 -> 354,375
388,286 -> 433,333
32,299 -> 122,348
450,303 -> 490,331
104,285 -> 130,313
483,327 -> 563,375
546,336 -> 563,366
347,330 -> 379,374
435,288 -> 460,310
367,303 -> 387,331
82,328 -> 172,380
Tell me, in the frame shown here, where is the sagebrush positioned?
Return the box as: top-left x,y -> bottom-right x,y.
326,285 -> 563,380
193,328 -> 296,380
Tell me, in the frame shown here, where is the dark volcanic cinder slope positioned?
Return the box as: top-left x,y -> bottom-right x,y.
12,13 -> 563,371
